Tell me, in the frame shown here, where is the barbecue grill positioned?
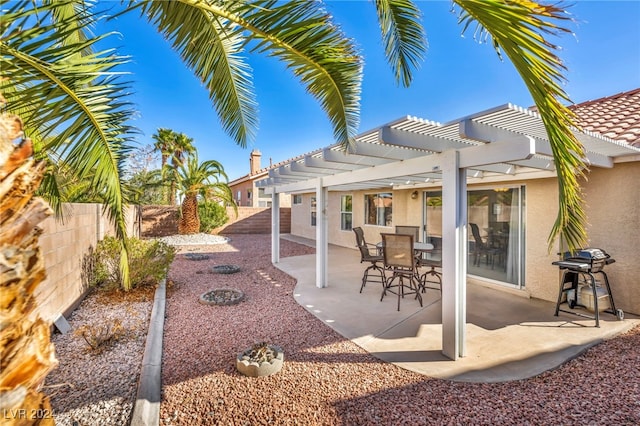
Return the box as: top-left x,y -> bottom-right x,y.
553,248 -> 623,327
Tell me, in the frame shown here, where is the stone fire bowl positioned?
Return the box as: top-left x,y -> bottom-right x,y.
236,345 -> 284,377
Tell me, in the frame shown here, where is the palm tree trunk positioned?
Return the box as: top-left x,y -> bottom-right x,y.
178,193 -> 200,234
0,113 -> 57,424
169,180 -> 176,206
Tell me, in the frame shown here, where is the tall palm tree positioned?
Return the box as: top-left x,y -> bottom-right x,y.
152,128 -> 177,170
168,132 -> 196,205
153,129 -> 196,205
172,153 -> 235,234
1,0 -> 588,287
152,127 -> 177,205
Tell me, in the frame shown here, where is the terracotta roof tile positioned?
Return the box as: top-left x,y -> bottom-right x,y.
570,88 -> 640,147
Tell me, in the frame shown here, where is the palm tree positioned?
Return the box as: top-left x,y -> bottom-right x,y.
153,129 -> 196,205
1,0 -> 588,285
172,153 -> 235,234
152,128 -> 177,171
167,132 -> 196,206
152,128 -> 177,205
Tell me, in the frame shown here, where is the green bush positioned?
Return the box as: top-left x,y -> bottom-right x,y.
92,236 -> 176,291
199,200 -> 229,233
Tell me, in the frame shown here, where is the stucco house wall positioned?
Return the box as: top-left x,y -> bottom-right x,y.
287,165 -> 639,315
581,161 -> 640,315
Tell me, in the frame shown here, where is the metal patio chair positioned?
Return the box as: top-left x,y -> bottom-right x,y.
380,233 -> 423,311
395,225 -> 420,242
353,227 -> 385,293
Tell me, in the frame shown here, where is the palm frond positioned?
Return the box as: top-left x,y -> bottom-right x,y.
133,0 -> 259,148
1,0 -> 136,288
373,0 -> 427,87
455,0 -> 587,252
134,0 -> 362,149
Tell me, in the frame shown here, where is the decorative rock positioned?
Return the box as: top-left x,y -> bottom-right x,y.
184,253 -> 211,261
199,288 -> 245,306
236,344 -> 284,377
211,264 -> 241,274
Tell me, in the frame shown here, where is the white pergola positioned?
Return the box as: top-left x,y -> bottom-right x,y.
256,104 -> 640,360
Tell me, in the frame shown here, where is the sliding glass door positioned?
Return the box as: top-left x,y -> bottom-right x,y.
423,186 -> 526,288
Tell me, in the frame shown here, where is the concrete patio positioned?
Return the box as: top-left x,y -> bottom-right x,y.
277,235 -> 638,383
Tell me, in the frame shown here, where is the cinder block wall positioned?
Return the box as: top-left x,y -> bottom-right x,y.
141,205 -> 179,237
35,203 -> 140,322
215,207 -> 291,234
140,205 -> 291,236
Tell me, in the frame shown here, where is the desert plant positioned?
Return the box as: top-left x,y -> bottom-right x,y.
199,200 -> 229,233
75,319 -> 125,354
92,237 -> 176,291
244,342 -> 280,364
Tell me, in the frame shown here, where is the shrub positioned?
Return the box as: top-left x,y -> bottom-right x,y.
92,236 -> 176,291
75,319 -> 125,354
199,200 -> 228,233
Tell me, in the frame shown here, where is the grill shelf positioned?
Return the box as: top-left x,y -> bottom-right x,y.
552,248 -> 624,327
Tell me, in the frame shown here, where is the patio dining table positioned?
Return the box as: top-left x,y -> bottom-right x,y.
376,240 -> 434,254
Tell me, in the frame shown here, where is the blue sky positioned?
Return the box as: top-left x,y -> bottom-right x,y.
105,1 -> 640,180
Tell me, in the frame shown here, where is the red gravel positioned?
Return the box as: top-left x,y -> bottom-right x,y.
161,235 -> 640,425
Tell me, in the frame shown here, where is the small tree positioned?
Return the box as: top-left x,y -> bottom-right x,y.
173,153 -> 235,234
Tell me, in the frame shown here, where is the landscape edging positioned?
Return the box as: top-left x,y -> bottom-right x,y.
130,278 -> 166,426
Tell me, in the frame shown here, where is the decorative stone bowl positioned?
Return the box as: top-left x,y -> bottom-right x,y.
199,288 -> 245,306
184,253 -> 211,261
211,264 -> 241,274
236,343 -> 284,377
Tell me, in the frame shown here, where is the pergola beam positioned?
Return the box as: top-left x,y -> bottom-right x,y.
380,126 -> 474,151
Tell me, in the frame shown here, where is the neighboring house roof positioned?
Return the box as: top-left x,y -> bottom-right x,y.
229,151 -> 315,186
570,88 -> 640,147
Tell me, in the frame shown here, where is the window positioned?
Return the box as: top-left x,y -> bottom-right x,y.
293,194 -> 302,204
310,197 -> 317,226
364,193 -> 392,226
236,191 -> 241,203
247,190 -> 252,199
258,188 -> 270,199
340,195 -> 352,231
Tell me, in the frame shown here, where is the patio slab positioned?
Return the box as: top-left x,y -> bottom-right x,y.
276,235 -> 638,383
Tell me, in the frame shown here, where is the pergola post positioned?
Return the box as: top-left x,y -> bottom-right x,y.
315,178 -> 328,288
271,192 -> 280,264
441,150 -> 467,360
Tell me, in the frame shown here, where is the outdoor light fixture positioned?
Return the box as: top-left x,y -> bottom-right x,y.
411,190 -> 419,200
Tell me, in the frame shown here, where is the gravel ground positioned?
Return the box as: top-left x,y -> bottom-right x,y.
161,235 -> 640,426
45,234 -> 640,425
46,287 -> 154,425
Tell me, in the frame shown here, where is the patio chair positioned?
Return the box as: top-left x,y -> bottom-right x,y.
380,233 -> 423,311
353,227 -> 385,293
470,223 -> 499,268
395,225 -> 420,242
395,226 -> 441,292
417,255 -> 442,294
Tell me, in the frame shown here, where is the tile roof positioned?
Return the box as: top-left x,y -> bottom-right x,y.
569,88 -> 640,147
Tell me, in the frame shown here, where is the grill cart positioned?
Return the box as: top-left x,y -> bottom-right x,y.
553,248 -> 624,327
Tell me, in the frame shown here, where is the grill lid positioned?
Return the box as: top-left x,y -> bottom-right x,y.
563,248 -> 610,261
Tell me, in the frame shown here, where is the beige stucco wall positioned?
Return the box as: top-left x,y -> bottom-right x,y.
287,161 -> 640,315
581,162 -> 640,315
516,178 -> 562,302
36,203 -> 140,323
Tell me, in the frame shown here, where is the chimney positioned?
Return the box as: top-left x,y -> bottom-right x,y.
249,149 -> 261,175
